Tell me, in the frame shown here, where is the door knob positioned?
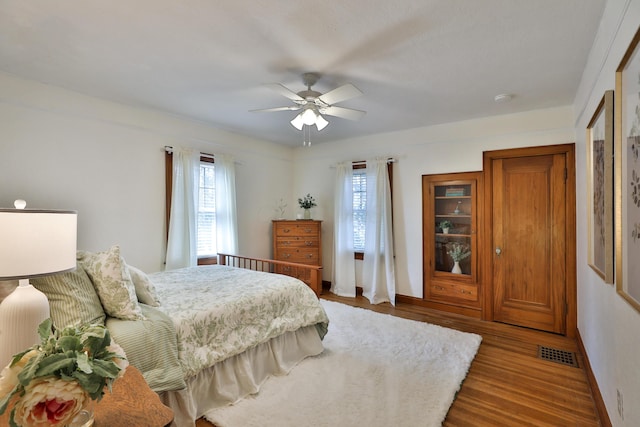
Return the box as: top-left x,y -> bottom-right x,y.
495,247 -> 502,256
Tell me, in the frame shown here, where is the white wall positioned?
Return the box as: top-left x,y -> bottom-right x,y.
573,0 -> 640,425
291,106 -> 575,295
0,72 -> 294,272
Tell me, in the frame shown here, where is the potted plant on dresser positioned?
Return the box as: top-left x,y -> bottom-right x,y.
298,194 -> 317,220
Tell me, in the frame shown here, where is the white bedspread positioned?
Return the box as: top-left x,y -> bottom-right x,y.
150,265 -> 329,379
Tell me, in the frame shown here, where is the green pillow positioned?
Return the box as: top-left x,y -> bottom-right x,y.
78,245 -> 145,321
31,264 -> 106,328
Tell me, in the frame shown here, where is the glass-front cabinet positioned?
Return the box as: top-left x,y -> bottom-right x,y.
422,172 -> 482,315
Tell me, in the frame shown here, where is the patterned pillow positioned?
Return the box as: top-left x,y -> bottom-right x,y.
77,246 -> 145,321
31,265 -> 106,328
127,265 -> 161,307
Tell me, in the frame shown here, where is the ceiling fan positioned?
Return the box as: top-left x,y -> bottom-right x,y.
251,72 -> 366,132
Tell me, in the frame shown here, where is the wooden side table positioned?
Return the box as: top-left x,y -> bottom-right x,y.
95,365 -> 174,426
0,366 -> 174,427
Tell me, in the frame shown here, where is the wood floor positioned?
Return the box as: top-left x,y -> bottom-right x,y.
197,294 -> 601,427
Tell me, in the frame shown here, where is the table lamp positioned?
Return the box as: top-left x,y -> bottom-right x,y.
0,200 -> 77,369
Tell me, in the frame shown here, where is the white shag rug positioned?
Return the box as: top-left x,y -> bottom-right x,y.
205,300 -> 482,427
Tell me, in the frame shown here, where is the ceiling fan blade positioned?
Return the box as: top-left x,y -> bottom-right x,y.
322,106 -> 366,121
318,83 -> 363,105
250,106 -> 301,113
265,83 -> 304,102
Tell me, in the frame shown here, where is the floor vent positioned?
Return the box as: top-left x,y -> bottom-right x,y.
537,346 -> 579,368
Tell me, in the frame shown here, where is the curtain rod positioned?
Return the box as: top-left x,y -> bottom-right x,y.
350,158 -> 396,166
164,146 -> 214,160
329,158 -> 396,169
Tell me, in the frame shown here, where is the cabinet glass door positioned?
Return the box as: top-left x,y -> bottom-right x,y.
434,183 -> 473,275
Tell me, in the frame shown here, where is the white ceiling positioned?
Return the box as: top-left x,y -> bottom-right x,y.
0,1 -> 606,146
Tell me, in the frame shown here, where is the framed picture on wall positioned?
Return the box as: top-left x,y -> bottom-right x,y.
587,90 -> 614,283
615,26 -> 640,312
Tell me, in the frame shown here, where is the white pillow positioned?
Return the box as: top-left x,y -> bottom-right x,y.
127,265 -> 161,307
78,245 -> 145,321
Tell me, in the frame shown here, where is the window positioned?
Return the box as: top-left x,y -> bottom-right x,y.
352,168 -> 367,252
197,161 -> 216,257
165,151 -> 219,265
351,161 -> 393,258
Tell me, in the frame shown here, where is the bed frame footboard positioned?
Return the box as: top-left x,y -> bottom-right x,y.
217,253 -> 323,297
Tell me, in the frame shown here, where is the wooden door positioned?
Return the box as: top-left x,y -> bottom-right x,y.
491,153 -> 567,334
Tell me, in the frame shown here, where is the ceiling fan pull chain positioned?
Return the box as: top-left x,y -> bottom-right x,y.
303,125 -> 311,147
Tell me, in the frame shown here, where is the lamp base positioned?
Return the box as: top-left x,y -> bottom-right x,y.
0,279 -> 50,368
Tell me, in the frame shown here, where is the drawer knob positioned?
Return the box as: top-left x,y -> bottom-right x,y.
283,228 -> 291,233
305,241 -> 313,246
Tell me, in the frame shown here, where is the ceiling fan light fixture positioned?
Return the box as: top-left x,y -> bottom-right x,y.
301,107 -> 318,126
315,114 -> 328,131
290,113 -> 304,130
258,73 -> 365,142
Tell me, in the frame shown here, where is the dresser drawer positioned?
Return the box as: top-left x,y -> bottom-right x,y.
274,222 -> 320,237
275,248 -> 320,265
276,236 -> 319,248
429,281 -> 478,302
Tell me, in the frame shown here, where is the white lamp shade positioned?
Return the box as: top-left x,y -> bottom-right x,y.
0,207 -> 77,368
0,209 -> 77,279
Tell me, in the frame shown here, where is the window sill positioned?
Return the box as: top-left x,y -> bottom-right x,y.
197,256 -> 218,265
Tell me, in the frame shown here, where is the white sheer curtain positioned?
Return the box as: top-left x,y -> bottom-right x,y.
332,162 -> 356,297
165,148 -> 200,270
214,153 -> 238,255
362,158 -> 396,305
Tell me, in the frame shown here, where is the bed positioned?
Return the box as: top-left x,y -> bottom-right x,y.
28,247 -> 329,427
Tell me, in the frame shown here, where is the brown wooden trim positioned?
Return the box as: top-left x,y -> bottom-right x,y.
565,145 -> 577,337
481,151 -> 494,321
354,252 -> 364,260
576,329 -> 612,427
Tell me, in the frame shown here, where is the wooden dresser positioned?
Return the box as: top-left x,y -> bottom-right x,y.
272,220 -> 322,294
